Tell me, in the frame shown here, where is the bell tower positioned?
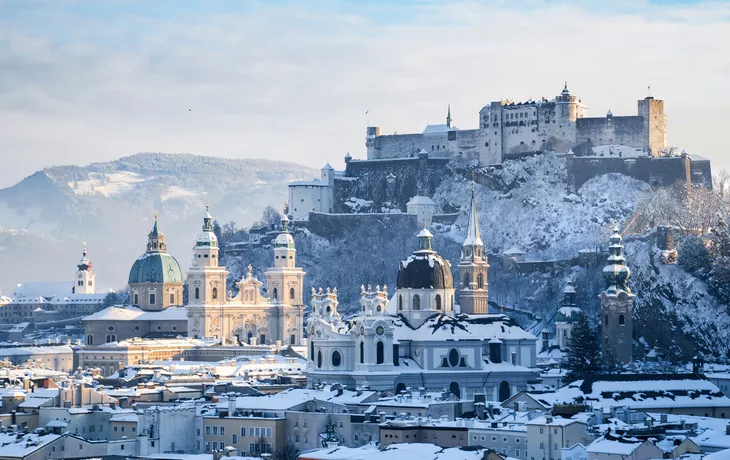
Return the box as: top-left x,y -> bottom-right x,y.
600,226 -> 634,366
187,204 -> 228,306
264,212 -> 306,345
75,243 -> 95,294
458,182 -> 489,314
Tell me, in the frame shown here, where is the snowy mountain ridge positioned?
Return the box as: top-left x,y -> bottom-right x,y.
0,153 -> 317,292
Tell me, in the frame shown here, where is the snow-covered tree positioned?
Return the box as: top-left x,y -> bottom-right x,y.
678,235 -> 712,279
563,314 -> 602,383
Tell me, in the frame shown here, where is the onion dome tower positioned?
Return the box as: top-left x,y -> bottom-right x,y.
188,204 -> 228,306
458,181 -> 489,314
555,281 -> 583,350
600,226 -> 634,365
128,213 -> 183,311
395,225 -> 455,327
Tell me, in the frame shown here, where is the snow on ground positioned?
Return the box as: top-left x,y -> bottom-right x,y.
434,153 -> 649,260
160,185 -> 200,201
68,171 -> 150,196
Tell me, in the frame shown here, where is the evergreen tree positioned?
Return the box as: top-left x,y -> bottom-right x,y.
678,235 -> 711,280
563,314 -> 602,383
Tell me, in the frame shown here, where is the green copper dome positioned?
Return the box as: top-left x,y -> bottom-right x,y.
128,215 -> 184,284
128,252 -> 183,284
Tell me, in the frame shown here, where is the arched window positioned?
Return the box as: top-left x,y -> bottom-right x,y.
310,341 -> 314,361
376,341 -> 384,364
360,341 -> 364,364
449,382 -> 461,399
194,287 -> 200,300
478,273 -> 484,289
317,350 -> 323,368
86,335 -> 93,346
618,314 -> 625,326
605,314 -> 609,327
272,288 -> 278,300
398,295 -> 403,311
290,287 -> 295,301
435,295 -> 442,310
169,292 -> 175,305
499,381 -> 511,402
396,383 -> 407,394
464,273 -> 470,287
212,287 -> 218,300
332,351 -> 342,367
133,293 -> 139,305
413,295 -> 421,310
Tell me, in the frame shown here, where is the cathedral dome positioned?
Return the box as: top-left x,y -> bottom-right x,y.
128,252 -> 183,284
396,228 -> 454,290
128,216 -> 184,285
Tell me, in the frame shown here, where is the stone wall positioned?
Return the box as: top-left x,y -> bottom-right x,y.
367,130 -> 479,161
576,116 -> 645,150
567,155 -> 712,191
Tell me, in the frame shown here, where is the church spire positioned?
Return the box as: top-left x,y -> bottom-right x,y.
463,180 -> 483,252
147,211 -> 167,252
446,104 -> 452,129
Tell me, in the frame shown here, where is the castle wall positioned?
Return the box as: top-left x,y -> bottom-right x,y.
333,157 -> 450,213
367,130 -> 479,161
576,116 -> 645,150
568,155 -> 712,191
638,98 -> 667,154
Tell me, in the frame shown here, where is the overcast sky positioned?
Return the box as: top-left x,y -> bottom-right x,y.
1,0 -> 729,188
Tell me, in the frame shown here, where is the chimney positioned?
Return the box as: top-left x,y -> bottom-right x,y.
545,416 -> 553,424
593,408 -> 604,425
379,412 -> 386,423
228,396 -> 236,416
660,414 -> 668,424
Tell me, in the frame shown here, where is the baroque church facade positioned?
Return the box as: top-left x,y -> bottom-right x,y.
305,190 -> 540,401
186,209 -> 305,346
84,208 -> 305,348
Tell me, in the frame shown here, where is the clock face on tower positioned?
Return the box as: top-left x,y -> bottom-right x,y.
376,326 -> 384,336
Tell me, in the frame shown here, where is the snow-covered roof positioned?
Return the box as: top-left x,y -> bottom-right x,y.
534,375 -> 730,410
394,313 -> 537,342
49,293 -> 108,305
0,431 -> 61,457
0,345 -> 73,356
587,434 -> 645,455
302,443 -> 493,460
406,196 -> 436,206
110,413 -> 139,422
12,282 -> 71,299
83,305 -> 187,321
423,124 -> 459,134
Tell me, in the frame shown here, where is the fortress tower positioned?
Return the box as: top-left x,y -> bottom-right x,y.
600,226 -> 634,365
74,243 -> 95,294
637,97 -> 667,156
458,183 -> 489,314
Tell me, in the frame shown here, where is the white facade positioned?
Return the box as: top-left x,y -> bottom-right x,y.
406,196 -> 437,227
288,164 -> 335,221
186,210 -> 305,346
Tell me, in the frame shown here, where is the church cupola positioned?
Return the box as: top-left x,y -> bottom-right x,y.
75,243 -> 96,294
146,212 -> 166,252
602,226 -> 631,294
273,213 -> 296,268
193,203 -> 219,269
458,182 -> 489,314
417,226 -> 433,251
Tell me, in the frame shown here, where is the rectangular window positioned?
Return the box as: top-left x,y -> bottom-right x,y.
170,293 -> 175,304
204,441 -> 210,451
121,426 -> 124,432
241,426 -> 246,437
232,434 -> 237,444
205,426 -> 211,435
295,435 -> 300,442
249,443 -> 255,454
220,427 -> 225,436
149,293 -> 156,304
249,427 -> 254,437
212,426 -> 218,435
114,427 -> 118,432
266,427 -> 272,438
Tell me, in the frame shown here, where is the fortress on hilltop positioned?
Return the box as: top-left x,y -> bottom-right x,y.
366,83 -> 667,164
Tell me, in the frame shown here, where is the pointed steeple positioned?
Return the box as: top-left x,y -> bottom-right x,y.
446,104 -> 452,129
202,201 -> 213,232
463,180 -> 483,251
77,242 -> 92,271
